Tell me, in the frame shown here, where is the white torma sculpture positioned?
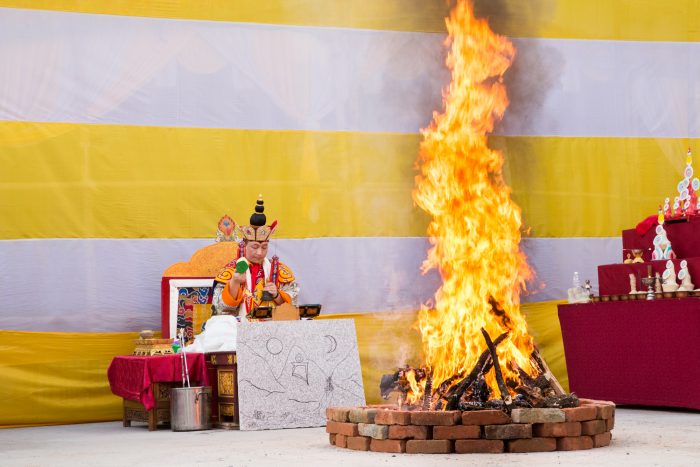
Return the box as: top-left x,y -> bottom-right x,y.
677,260 -> 695,291
661,260 -> 679,292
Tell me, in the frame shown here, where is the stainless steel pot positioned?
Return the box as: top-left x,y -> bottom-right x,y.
170,386 -> 212,431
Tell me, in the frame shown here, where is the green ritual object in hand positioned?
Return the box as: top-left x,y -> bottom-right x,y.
235,261 -> 249,274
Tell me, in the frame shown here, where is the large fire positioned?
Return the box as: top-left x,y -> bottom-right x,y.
409,0 -> 536,405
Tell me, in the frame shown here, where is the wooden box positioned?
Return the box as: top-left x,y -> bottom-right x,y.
205,351 -> 239,429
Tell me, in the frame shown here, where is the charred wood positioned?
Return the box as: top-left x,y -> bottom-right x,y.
442,331 -> 509,410
531,348 -> 565,396
481,328 -> 513,411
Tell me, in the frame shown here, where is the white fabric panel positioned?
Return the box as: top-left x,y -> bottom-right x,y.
0,8 -> 448,134
522,237 -> 621,301
498,38 -> 700,138
0,237 -> 619,332
1,9 -> 700,137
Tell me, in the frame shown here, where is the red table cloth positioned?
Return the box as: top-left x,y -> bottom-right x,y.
107,353 -> 208,410
558,300 -> 700,410
597,257 -> 700,296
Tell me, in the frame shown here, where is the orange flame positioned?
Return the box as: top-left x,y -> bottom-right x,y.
412,0 -> 535,402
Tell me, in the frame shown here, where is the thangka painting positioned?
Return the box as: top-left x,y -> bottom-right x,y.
236,319 -> 365,430
167,279 -> 214,341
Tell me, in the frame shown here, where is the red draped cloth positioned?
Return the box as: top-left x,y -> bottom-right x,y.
107,354 -> 208,410
558,301 -> 700,410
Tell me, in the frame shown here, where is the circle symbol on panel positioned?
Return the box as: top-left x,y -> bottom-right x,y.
655,225 -> 664,235
685,166 -> 693,178
266,337 -> 283,355
693,178 -> 700,191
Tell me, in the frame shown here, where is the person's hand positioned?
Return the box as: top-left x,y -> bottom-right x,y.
263,282 -> 279,298
229,272 -> 246,289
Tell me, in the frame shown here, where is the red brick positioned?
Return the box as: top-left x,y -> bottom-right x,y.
562,406 -> 598,422
346,436 -> 371,451
484,423 -> 532,440
388,424 -> 429,440
433,425 -> 481,440
557,436 -> 594,451
507,437 -> 557,453
454,439 -> 504,454
326,407 -> 351,422
329,433 -> 336,445
370,439 -> 406,453
596,404 -> 615,420
581,419 -> 606,436
326,421 -> 359,437
411,410 -> 460,426
533,422 -> 581,437
375,410 -> 411,425
606,417 -> 615,431
406,439 -> 453,454
593,432 -> 612,448
461,410 -> 511,425
335,434 -> 347,448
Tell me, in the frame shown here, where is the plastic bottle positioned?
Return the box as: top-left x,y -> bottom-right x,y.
572,272 -> 581,288
172,338 -> 181,353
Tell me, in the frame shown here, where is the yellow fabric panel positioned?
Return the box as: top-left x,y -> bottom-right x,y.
0,0 -> 449,32
0,121 -> 693,239
1,303 -> 566,427
0,121 -> 428,239
0,330 -> 135,427
2,0 -> 699,41
495,136 -> 697,238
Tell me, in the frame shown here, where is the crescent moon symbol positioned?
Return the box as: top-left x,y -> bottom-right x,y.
324,335 -> 337,353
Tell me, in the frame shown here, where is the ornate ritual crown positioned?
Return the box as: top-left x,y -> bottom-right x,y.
239,194 -> 278,242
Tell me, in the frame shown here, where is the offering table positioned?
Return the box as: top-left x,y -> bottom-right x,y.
107,353 -> 208,430
558,300 -> 700,410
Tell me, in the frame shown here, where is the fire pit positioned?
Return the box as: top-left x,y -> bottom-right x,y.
323,0 -> 617,455
326,400 -> 614,453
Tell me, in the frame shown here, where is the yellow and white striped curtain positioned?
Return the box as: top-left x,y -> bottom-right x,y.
1,0 -> 697,426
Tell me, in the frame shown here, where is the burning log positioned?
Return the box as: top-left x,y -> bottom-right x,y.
531,347 -> 566,396
422,373 -> 433,410
439,331 -> 509,410
480,328 -> 513,411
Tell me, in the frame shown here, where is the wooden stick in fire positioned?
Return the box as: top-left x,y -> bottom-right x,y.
480,328 -> 512,410
441,331 -> 509,409
531,347 -> 565,396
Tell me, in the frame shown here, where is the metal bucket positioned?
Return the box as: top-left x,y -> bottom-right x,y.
170,386 -> 212,431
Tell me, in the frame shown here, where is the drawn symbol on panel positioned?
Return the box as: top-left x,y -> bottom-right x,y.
325,376 -> 334,393
266,337 -> 283,355
324,335 -> 337,353
291,353 -> 309,385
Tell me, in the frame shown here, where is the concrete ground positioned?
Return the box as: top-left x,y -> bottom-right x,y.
1,408 -> 698,466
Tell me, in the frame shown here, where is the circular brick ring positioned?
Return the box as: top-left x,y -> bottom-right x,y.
326,399 -> 614,454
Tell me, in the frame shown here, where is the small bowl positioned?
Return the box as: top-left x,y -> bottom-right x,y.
139,329 -> 155,339
663,291 -> 674,299
601,295 -> 610,302
655,292 -> 663,299
591,295 -> 600,302
620,294 -> 629,301
676,290 -> 689,298
610,295 -> 620,301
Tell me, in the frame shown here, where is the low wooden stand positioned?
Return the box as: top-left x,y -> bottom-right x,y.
206,351 -> 240,429
122,382 -> 175,431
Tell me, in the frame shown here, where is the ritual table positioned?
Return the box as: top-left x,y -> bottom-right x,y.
558,300 -> 700,410
622,216 -> 700,262
597,257 -> 700,296
107,353 -> 209,430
